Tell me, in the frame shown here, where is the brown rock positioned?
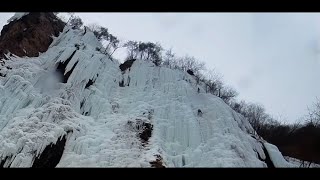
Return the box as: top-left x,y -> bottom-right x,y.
150,155 -> 165,168
0,12 -> 65,59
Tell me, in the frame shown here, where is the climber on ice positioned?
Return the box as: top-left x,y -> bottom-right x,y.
197,109 -> 203,117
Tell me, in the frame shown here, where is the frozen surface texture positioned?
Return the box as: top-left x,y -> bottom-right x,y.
0,26 -> 289,167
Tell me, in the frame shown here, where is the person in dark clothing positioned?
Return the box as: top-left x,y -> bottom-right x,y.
197,109 -> 203,116
197,87 -> 200,93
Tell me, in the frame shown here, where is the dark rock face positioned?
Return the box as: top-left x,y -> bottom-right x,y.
119,59 -> 136,72
55,50 -> 77,83
150,155 -> 165,168
32,135 -> 67,168
127,118 -> 153,145
0,13 -> 65,59
187,69 -> 194,76
138,121 -> 153,143
1,135 -> 67,168
85,79 -> 95,89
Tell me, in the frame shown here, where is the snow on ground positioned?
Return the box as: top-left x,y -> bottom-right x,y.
284,156 -> 320,168
0,25 -> 288,167
263,143 -> 320,168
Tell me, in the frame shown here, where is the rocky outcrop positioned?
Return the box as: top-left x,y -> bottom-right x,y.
0,12 -> 65,59
150,155 -> 165,168
32,135 -> 67,168
119,59 -> 136,72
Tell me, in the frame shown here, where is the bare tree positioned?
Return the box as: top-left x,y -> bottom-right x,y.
124,41 -> 163,65
204,69 -> 223,95
87,23 -> 100,31
163,48 -> 175,68
87,23 -> 109,41
87,24 -> 121,57
242,103 -> 269,132
286,121 -> 301,137
181,55 -> 205,75
66,12 -> 75,24
176,57 -> 186,71
219,86 -> 238,104
308,97 -> 320,126
108,34 -> 121,56
230,100 -> 246,114
68,15 -> 83,29
148,42 -> 163,66
123,40 -> 139,60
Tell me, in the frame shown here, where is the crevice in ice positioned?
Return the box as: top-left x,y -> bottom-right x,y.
82,107 -> 92,116
74,43 -> 80,50
261,143 -> 275,168
95,47 -> 101,52
187,69 -> 194,76
182,155 -> 186,166
85,79 -> 95,89
127,76 -> 130,86
80,99 -> 85,109
119,59 -> 136,72
55,50 -> 77,83
63,61 -> 78,84
0,156 -> 12,168
255,149 -> 265,162
83,27 -> 87,35
119,79 -> 124,87
31,135 -> 67,168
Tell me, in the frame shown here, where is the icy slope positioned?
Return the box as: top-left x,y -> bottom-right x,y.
0,26 -> 289,167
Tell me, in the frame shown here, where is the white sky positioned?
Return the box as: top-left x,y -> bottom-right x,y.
0,13 -> 319,123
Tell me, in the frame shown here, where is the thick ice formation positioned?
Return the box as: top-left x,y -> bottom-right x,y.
263,143 -> 297,167
0,26 -> 291,167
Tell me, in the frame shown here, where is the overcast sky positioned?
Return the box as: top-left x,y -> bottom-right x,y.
0,13 -> 319,123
